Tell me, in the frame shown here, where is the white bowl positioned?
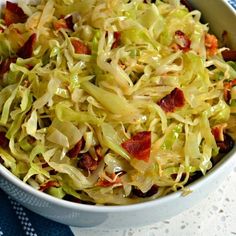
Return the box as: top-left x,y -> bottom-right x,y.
0,0 -> 236,228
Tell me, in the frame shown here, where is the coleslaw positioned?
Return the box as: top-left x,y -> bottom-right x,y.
0,0 -> 235,205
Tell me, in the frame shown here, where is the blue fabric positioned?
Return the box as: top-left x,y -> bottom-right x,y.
0,189 -> 74,236
0,1 -> 235,236
228,0 -> 236,9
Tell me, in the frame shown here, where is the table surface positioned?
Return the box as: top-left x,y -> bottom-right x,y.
71,167 -> 236,236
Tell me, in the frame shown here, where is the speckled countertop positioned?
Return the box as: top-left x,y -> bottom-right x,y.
71,166 -> 236,236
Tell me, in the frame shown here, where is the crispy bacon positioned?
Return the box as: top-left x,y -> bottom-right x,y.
53,19 -> 68,30
0,57 -> 16,76
71,39 -> 91,55
4,1 -> 28,26
132,185 -> 158,198
158,88 -> 185,113
112,32 -> 121,49
96,173 -> 122,187
211,124 -> 227,142
67,139 -> 84,158
39,181 -> 60,192
78,153 -> 98,171
0,132 -> 9,149
174,30 -> 191,52
17,33 -> 37,59
53,15 -> 74,31
222,50 -> 236,62
65,15 -> 74,31
224,79 -> 236,103
205,33 -> 218,56
121,131 -> 151,162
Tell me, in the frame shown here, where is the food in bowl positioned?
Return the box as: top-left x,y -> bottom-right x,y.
0,0 -> 235,206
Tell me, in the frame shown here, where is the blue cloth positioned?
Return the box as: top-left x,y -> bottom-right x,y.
0,1 -> 235,236
0,189 -> 74,236
228,0 -> 236,9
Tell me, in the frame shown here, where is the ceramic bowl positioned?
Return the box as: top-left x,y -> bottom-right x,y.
0,0 -> 236,228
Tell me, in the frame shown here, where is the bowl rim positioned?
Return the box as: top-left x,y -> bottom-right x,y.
0,0 -> 236,214
1,146 -> 236,213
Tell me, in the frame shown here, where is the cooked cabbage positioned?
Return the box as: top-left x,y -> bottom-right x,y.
0,0 -> 235,205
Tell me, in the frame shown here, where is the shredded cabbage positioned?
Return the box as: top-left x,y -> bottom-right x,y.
0,0 -> 235,205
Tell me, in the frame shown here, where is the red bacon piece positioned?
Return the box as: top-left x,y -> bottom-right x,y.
205,33 -> 218,56
71,39 -> 91,55
0,132 -> 9,149
53,19 -> 68,31
222,50 -> 236,62
4,1 -> 28,26
67,139 -> 84,158
65,15 -> 74,31
158,88 -> 185,113
53,15 -> 74,31
96,173 -> 122,187
0,27 -> 4,33
224,79 -> 236,103
78,153 -> 98,171
39,181 -> 60,192
112,32 -> 121,49
121,131 -> 151,162
0,58 -> 16,76
174,30 -> 191,52
17,33 -> 37,59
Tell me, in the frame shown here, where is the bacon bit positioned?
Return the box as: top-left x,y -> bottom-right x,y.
78,153 -> 98,171
41,163 -> 49,169
121,131 -> 151,162
224,79 -> 236,103
222,50 -> 236,62
71,39 -> 91,55
53,19 -> 68,30
65,15 -> 74,31
112,32 -> 121,49
4,1 -> 28,26
94,145 -> 103,161
0,57 -> 16,76
67,139 -> 85,158
53,15 -> 74,31
217,133 -> 234,153
96,173 -> 122,187
0,132 -> 9,149
17,33 -> 37,59
0,27 -> 4,33
211,124 -> 227,142
174,30 -> 191,52
158,88 -> 185,113
205,33 -> 218,56
132,185 -> 158,198
180,0 -> 193,11
39,181 -> 60,192
27,136 -> 36,145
